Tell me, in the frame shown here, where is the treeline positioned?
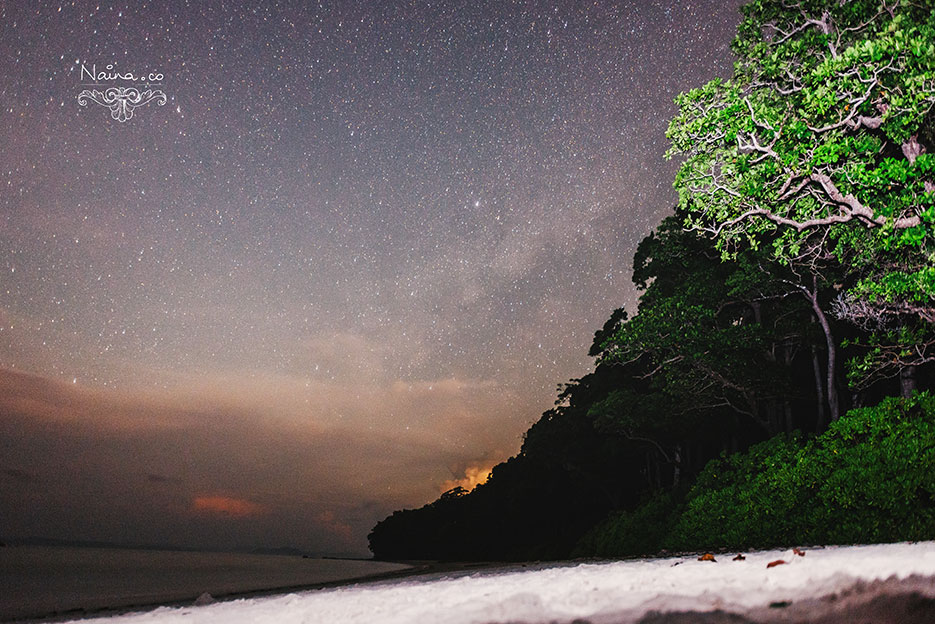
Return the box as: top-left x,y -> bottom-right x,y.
369,0 -> 935,561
369,213 -> 933,561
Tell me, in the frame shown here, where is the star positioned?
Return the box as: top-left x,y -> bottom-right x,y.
0,0 -> 745,555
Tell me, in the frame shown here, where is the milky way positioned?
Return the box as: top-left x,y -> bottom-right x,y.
0,1 -> 743,554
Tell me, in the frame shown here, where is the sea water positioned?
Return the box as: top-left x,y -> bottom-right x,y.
0,545 -> 409,621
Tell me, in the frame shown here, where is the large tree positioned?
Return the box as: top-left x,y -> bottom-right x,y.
666,0 -> 935,392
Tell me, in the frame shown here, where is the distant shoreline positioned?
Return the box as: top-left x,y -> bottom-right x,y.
0,536 -> 353,559
5,556 -> 585,624
0,545 -> 412,623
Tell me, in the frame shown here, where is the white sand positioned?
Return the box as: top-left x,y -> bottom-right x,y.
63,541 -> 935,623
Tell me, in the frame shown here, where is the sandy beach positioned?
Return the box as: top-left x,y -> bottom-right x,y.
15,541 -> 931,624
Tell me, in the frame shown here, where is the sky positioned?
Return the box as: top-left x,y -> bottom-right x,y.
0,0 -> 743,556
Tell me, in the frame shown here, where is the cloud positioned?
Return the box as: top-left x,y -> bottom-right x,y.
0,366 -> 526,554
192,496 -> 267,517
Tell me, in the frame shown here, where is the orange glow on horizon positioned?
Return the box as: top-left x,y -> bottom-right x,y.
441,463 -> 493,493
192,495 -> 266,517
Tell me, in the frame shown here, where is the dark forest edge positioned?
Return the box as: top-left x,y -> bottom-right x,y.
369,0 -> 935,561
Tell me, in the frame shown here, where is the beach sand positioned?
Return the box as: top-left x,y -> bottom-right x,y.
10,542 -> 935,623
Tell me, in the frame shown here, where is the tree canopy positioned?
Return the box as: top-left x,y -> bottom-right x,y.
668,0 -> 935,387
670,0 -> 935,246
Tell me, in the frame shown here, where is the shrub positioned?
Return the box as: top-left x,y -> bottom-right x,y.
665,433 -> 805,551
574,491 -> 682,558
578,393 -> 935,558
666,393 -> 935,550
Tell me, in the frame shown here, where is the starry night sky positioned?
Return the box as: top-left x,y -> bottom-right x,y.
0,0 -> 743,555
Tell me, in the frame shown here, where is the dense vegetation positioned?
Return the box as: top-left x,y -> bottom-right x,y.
369,0 -> 935,561
578,393 -> 935,556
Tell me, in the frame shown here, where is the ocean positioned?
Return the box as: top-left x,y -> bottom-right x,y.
0,545 -> 410,622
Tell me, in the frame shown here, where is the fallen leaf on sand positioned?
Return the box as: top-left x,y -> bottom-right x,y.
698,553 -> 717,562
767,559 -> 787,568
793,547 -> 806,557
733,554 -> 746,561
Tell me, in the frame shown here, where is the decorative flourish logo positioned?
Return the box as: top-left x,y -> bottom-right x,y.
78,87 -> 167,122
76,62 -> 167,123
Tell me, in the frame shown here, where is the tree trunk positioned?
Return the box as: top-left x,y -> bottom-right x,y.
900,365 -> 917,399
803,280 -> 840,424
672,444 -> 682,489
645,452 -> 655,490
811,345 -> 827,431
781,343 -> 794,432
814,303 -> 839,422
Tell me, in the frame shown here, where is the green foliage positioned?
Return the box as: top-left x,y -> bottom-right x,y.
666,434 -> 806,550
668,0 -> 935,388
666,393 -> 935,550
843,324 -> 935,391
577,394 -> 935,558
573,491 -> 682,558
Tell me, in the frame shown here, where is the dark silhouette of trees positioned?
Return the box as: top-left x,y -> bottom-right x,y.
368,0 -> 935,562
369,206 -> 931,561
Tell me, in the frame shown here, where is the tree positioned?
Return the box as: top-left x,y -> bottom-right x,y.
666,0 -> 935,389
599,214 -> 830,436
